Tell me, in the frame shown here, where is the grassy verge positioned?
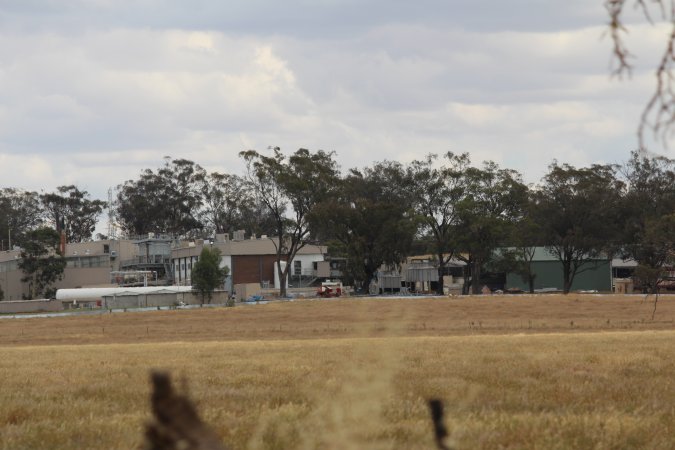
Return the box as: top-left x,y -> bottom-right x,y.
1,295 -> 674,449
1,332 -> 674,449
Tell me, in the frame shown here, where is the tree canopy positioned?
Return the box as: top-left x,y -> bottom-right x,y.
0,188 -> 43,249
454,161 -> 528,294
40,185 -> 106,243
533,162 -> 623,294
116,158 -> 204,236
620,150 -> 675,293
313,161 -> 416,292
3,148 -> 673,297
240,147 -> 339,297
18,227 -> 66,299
408,152 -> 470,294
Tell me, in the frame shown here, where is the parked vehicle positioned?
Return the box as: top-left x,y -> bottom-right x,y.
317,280 -> 343,298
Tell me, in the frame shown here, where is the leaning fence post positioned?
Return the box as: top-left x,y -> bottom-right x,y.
428,399 -> 451,450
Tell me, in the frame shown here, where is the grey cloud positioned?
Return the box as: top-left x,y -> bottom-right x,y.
1,0 -> 605,37
0,0 -> 664,204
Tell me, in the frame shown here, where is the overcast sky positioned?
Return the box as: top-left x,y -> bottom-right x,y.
0,1 -> 671,204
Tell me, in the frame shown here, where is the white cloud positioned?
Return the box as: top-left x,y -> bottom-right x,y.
0,1 -> 671,204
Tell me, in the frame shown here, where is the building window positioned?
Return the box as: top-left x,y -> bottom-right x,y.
294,260 -> 301,275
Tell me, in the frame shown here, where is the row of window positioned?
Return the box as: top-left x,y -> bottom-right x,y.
0,254 -> 111,272
66,255 -> 110,268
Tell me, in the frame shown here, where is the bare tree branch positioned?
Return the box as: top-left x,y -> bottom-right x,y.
605,0 -> 675,148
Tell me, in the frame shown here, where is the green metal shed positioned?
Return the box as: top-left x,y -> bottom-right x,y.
505,247 -> 612,292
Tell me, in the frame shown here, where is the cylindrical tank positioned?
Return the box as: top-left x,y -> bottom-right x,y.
55,286 -> 193,301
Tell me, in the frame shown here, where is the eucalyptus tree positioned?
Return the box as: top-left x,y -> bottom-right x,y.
235,197 -> 278,239
632,215 -> 675,301
116,158 -> 204,237
19,227 -> 66,299
620,150 -> 675,294
198,171 -> 249,235
240,147 -> 339,297
507,210 -> 546,294
312,161 -> 417,292
40,185 -> 106,243
454,161 -> 528,294
533,162 -> 623,294
408,152 -> 470,294
0,188 -> 43,249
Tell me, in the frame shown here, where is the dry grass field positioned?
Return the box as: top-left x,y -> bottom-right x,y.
1,294 -> 675,449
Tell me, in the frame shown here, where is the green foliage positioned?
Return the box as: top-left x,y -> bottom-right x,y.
4,149 -> 672,299
191,247 -> 229,304
116,158 -> 205,236
454,160 -> 528,294
312,161 -> 417,291
533,162 -> 623,294
240,147 -> 339,297
199,172 -> 254,236
620,151 -> 675,294
0,188 -> 43,249
502,203 -> 547,293
408,152 -> 470,294
40,185 -> 106,243
631,214 -> 675,293
18,227 -> 66,299
202,171 -> 277,238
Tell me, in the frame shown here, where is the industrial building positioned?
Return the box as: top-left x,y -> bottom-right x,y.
0,239 -> 136,301
171,231 -> 328,291
504,247 -> 613,292
1,230 -> 332,303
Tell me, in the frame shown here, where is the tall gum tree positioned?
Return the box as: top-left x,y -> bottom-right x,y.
620,150 -> 675,294
534,162 -> 623,294
40,185 -> 106,243
0,188 -> 43,249
198,171 -> 253,236
18,227 -> 66,299
312,161 -> 416,292
240,147 -> 339,297
408,152 -> 470,294
116,158 -> 204,237
454,161 -> 528,294
506,208 -> 546,294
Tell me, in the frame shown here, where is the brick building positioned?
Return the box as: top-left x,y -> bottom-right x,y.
171,232 -> 327,290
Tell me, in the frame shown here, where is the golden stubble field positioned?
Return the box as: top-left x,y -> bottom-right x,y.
1,294 -> 675,449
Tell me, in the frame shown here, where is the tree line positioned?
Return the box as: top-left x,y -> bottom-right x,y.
1,149 -> 674,298
0,185 -> 106,299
